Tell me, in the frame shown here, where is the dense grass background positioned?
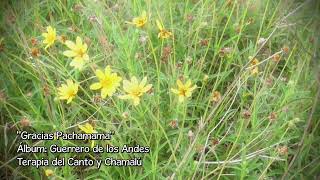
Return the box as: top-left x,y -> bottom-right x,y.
0,0 -> 319,179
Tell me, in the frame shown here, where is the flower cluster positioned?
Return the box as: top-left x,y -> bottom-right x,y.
126,11 -> 173,39
41,13 -> 194,107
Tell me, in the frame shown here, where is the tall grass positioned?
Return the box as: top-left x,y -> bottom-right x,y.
0,0 -> 319,179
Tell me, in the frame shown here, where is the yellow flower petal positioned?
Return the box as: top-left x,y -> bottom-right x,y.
133,97 -> 140,106
105,65 -> 111,75
76,36 -> 82,46
90,83 -> 102,90
171,88 -> 179,94
156,20 -> 163,30
143,84 -> 152,92
63,50 -> 77,57
65,40 -> 76,50
177,79 -> 183,88
95,69 -> 104,79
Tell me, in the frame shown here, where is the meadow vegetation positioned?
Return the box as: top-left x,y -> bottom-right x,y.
0,0 -> 319,179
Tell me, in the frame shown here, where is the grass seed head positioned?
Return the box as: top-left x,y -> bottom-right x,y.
272,54 -> 281,62
30,37 -> 38,46
73,4 -> 83,13
211,138 -> 219,146
20,117 -> 31,127
282,45 -> 289,54
186,14 -> 194,22
211,91 -> 221,102
200,39 -> 209,47
169,120 -> 178,128
268,112 -> 277,122
242,110 -> 251,119
31,47 -> 40,58
277,146 -> 288,155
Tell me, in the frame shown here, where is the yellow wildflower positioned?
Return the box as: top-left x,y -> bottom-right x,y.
127,11 -> 147,28
119,76 -> 152,106
57,79 -> 78,104
90,66 -> 122,98
45,169 -> 54,177
156,20 -> 172,39
63,36 -> 89,70
78,123 -> 97,148
171,79 -> 197,102
42,26 -> 56,49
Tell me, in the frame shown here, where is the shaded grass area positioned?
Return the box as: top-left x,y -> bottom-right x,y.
0,0 -> 319,179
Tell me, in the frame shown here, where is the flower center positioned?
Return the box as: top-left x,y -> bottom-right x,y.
179,88 -> 187,96
101,77 -> 112,88
131,87 -> 143,97
67,89 -> 76,97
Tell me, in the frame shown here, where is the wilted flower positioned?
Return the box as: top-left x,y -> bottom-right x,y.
282,45 -> 289,54
268,112 -> 277,122
20,117 -> 31,127
30,48 -> 40,58
156,20 -> 172,39
30,37 -> 38,46
277,146 -> 288,155
242,110 -> 251,119
211,91 -> 221,102
200,39 -> 209,46
58,35 -> 67,43
272,54 -> 281,62
169,120 -> 178,128
249,56 -> 259,76
45,169 -> 54,177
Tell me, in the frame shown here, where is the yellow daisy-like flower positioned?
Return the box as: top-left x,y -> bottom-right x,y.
44,169 -> 54,177
63,36 -> 89,70
78,123 -> 97,148
90,66 -> 122,98
171,79 -> 197,102
156,20 -> 172,39
42,26 -> 56,49
127,11 -> 147,28
57,79 -> 78,104
119,76 -> 152,106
